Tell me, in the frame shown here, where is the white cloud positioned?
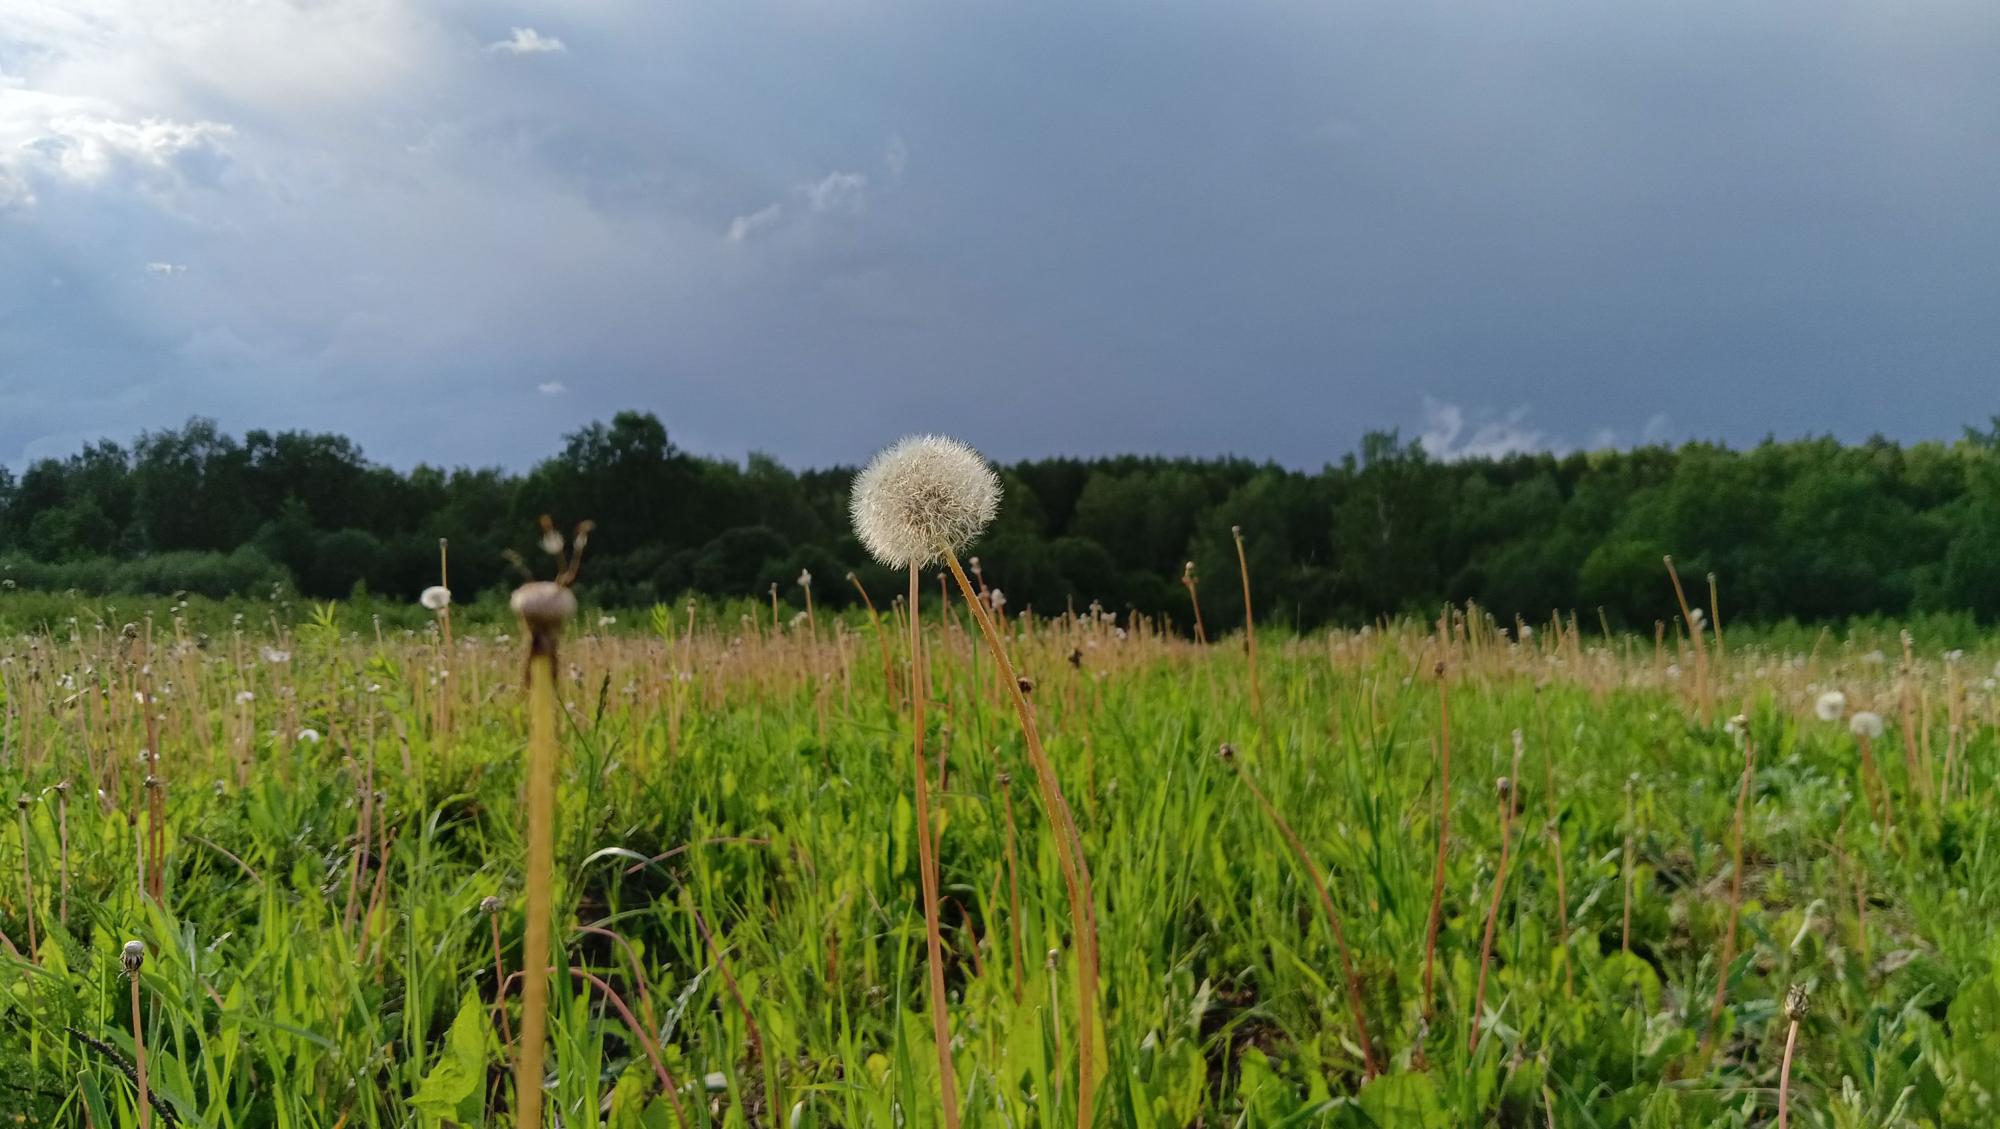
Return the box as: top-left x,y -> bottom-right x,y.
487,28 -> 566,56
144,261 -> 185,276
1416,396 -> 1560,461
804,170 -> 866,214
537,381 -> 568,396
727,202 -> 784,242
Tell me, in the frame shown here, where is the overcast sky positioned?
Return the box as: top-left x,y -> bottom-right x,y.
3,1 -> 1997,472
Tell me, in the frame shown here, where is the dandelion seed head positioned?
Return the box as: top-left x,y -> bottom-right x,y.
121,939 -> 145,974
539,528 -> 564,556
510,581 -> 577,636
850,435 -> 1000,569
420,586 -> 452,611
297,728 -> 321,743
1815,690 -> 1847,722
1849,710 -> 1884,739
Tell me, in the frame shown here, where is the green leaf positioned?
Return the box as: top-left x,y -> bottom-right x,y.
1358,1071 -> 1450,1129
411,988 -> 489,1126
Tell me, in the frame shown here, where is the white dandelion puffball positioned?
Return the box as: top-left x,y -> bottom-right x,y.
1517,625 -> 1534,641
850,435 -> 1001,569
1815,690 -> 1847,722
297,728 -> 322,744
1849,710 -> 1884,739
420,585 -> 452,611
798,569 -> 812,588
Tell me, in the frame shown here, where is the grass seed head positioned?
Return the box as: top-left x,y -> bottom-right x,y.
850,435 -> 1001,569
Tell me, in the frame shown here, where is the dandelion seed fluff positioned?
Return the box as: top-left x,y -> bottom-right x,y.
420,585 -> 452,611
1814,690 -> 1847,722
1849,710 -> 1884,739
850,435 -> 1001,569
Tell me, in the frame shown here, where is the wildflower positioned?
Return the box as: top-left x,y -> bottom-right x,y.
297,728 -> 322,744
1814,690 -> 1847,722
850,435 -> 1001,569
797,569 -> 812,589
1849,710 -> 1884,739
420,586 -> 452,611
261,646 -> 291,664
597,614 -> 616,628
540,528 -> 564,555
234,690 -> 254,705
1725,714 -> 1747,737
1518,625 -> 1534,641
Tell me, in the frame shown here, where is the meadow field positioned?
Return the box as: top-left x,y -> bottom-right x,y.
0,574 -> 1995,1128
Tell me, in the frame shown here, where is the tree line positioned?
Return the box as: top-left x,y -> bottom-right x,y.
5,411 -> 2000,630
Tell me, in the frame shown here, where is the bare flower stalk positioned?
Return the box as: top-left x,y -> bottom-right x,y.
1181,562 -> 1207,644
945,549 -> 1099,1126
999,772 -> 1027,1002
1469,734 -> 1525,1056
907,565 -> 962,1129
1220,744 -> 1378,1076
1231,526 -> 1261,720
1700,738 -> 1757,1065
1778,984 -> 1808,1128
1533,749 -> 1573,1002
123,940 -> 151,1129
1421,664 -> 1452,1014
1622,776 -> 1637,955
15,796 -> 36,959
1662,556 -> 1712,725
510,516 -> 589,1128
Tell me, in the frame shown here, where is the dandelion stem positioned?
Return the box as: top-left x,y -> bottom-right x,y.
943,549 -> 1099,1128
515,652 -> 559,1127
908,566 -> 962,1129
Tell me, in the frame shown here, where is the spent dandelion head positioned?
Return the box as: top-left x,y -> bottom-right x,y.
850,435 -> 1000,569
120,939 -> 145,975
1849,710 -> 1884,739
1815,690 -> 1848,722
419,586 -> 452,612
1784,983 -> 1811,1022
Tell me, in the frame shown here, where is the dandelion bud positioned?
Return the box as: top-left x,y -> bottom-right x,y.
850,435 -> 1001,569
121,939 -> 145,975
1784,983 -> 1810,1022
1017,675 -> 1035,694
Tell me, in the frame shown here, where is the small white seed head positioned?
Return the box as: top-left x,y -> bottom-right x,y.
511,581 -> 577,636
1815,690 -> 1848,722
420,585 -> 452,611
121,939 -> 145,974
850,435 -> 1001,569
1849,710 -> 1884,739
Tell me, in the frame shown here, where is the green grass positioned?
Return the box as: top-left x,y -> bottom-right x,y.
1,608 -> 1996,1127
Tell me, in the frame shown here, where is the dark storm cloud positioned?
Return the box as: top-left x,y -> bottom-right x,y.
2,1 -> 1996,471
